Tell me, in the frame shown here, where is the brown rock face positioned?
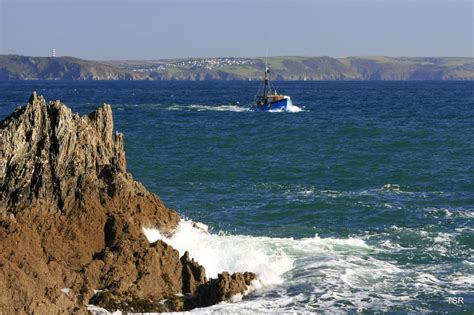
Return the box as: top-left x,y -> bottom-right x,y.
180,251 -> 207,294
0,93 -> 180,313
0,93 -> 256,314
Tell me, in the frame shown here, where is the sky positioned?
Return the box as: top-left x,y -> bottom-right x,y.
0,0 -> 472,60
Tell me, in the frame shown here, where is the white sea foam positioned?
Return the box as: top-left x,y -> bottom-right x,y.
286,103 -> 304,112
167,104 -> 249,112
144,220 -> 374,281
381,183 -> 401,192
189,104 -> 249,112
91,220 -> 466,314
451,275 -> 474,286
140,220 -> 413,313
267,103 -> 304,113
165,103 -> 304,113
144,220 -> 294,285
272,183 -> 436,203
460,210 -> 474,218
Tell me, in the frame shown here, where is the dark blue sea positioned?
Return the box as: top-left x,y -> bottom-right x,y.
1,81 -> 473,313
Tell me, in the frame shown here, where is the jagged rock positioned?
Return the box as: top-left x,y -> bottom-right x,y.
194,271 -> 257,308
180,251 -> 207,294
0,93 -> 185,313
0,93 -> 256,314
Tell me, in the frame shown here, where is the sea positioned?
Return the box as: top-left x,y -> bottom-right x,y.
0,81 -> 473,314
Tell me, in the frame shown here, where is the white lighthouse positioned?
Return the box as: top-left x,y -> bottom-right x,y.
52,48 -> 56,58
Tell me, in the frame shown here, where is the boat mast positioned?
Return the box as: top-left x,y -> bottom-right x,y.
263,56 -> 269,105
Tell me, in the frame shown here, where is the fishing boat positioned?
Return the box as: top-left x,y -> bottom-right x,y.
252,64 -> 293,112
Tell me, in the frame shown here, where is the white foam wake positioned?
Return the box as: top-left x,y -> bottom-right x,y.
166,103 -> 304,113
168,104 -> 249,112
286,103 -> 304,112
266,104 -> 304,113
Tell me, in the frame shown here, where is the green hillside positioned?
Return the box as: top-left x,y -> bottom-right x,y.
1,54 -> 473,81
0,55 -> 145,80
108,55 -> 474,81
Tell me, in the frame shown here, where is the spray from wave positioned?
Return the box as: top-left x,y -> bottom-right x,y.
143,220 -> 293,285
140,219 -> 472,313
90,219 -> 471,313
141,220 -> 400,313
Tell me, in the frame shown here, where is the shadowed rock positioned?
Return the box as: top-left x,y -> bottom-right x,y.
181,251 -> 207,294
194,271 -> 257,308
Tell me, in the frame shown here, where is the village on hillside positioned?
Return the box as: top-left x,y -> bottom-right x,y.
131,57 -> 255,72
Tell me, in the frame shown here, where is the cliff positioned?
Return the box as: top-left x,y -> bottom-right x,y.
0,55 -> 146,80
0,93 -> 255,313
1,54 -> 473,81
104,56 -> 474,81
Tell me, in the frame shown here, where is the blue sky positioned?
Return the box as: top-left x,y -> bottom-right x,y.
1,0 -> 472,59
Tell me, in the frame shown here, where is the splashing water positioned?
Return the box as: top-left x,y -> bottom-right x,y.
140,219 -> 473,313
143,220 -> 294,285
4,81 -> 471,314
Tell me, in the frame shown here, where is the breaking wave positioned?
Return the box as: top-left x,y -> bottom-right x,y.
143,220 -> 294,285
90,219 -> 472,314
140,219 -> 472,313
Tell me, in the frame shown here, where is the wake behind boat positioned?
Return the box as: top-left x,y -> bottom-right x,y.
251,63 -> 294,112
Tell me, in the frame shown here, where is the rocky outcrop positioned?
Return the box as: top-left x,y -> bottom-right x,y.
194,272 -> 257,308
0,93 -> 256,313
180,251 -> 207,294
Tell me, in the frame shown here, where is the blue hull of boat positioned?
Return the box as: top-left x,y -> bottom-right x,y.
253,98 -> 289,112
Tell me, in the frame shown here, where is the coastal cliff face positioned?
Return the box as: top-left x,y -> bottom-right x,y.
0,94 -> 255,313
0,55 -> 145,80
1,54 -> 473,81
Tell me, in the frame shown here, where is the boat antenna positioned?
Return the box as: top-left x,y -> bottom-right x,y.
265,49 -> 268,71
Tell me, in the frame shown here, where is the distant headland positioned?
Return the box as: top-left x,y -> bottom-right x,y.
1,54 -> 473,81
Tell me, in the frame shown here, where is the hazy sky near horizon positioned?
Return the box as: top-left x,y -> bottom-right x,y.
1,0 -> 472,60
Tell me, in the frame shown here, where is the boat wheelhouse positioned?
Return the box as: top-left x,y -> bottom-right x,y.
252,64 -> 293,112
